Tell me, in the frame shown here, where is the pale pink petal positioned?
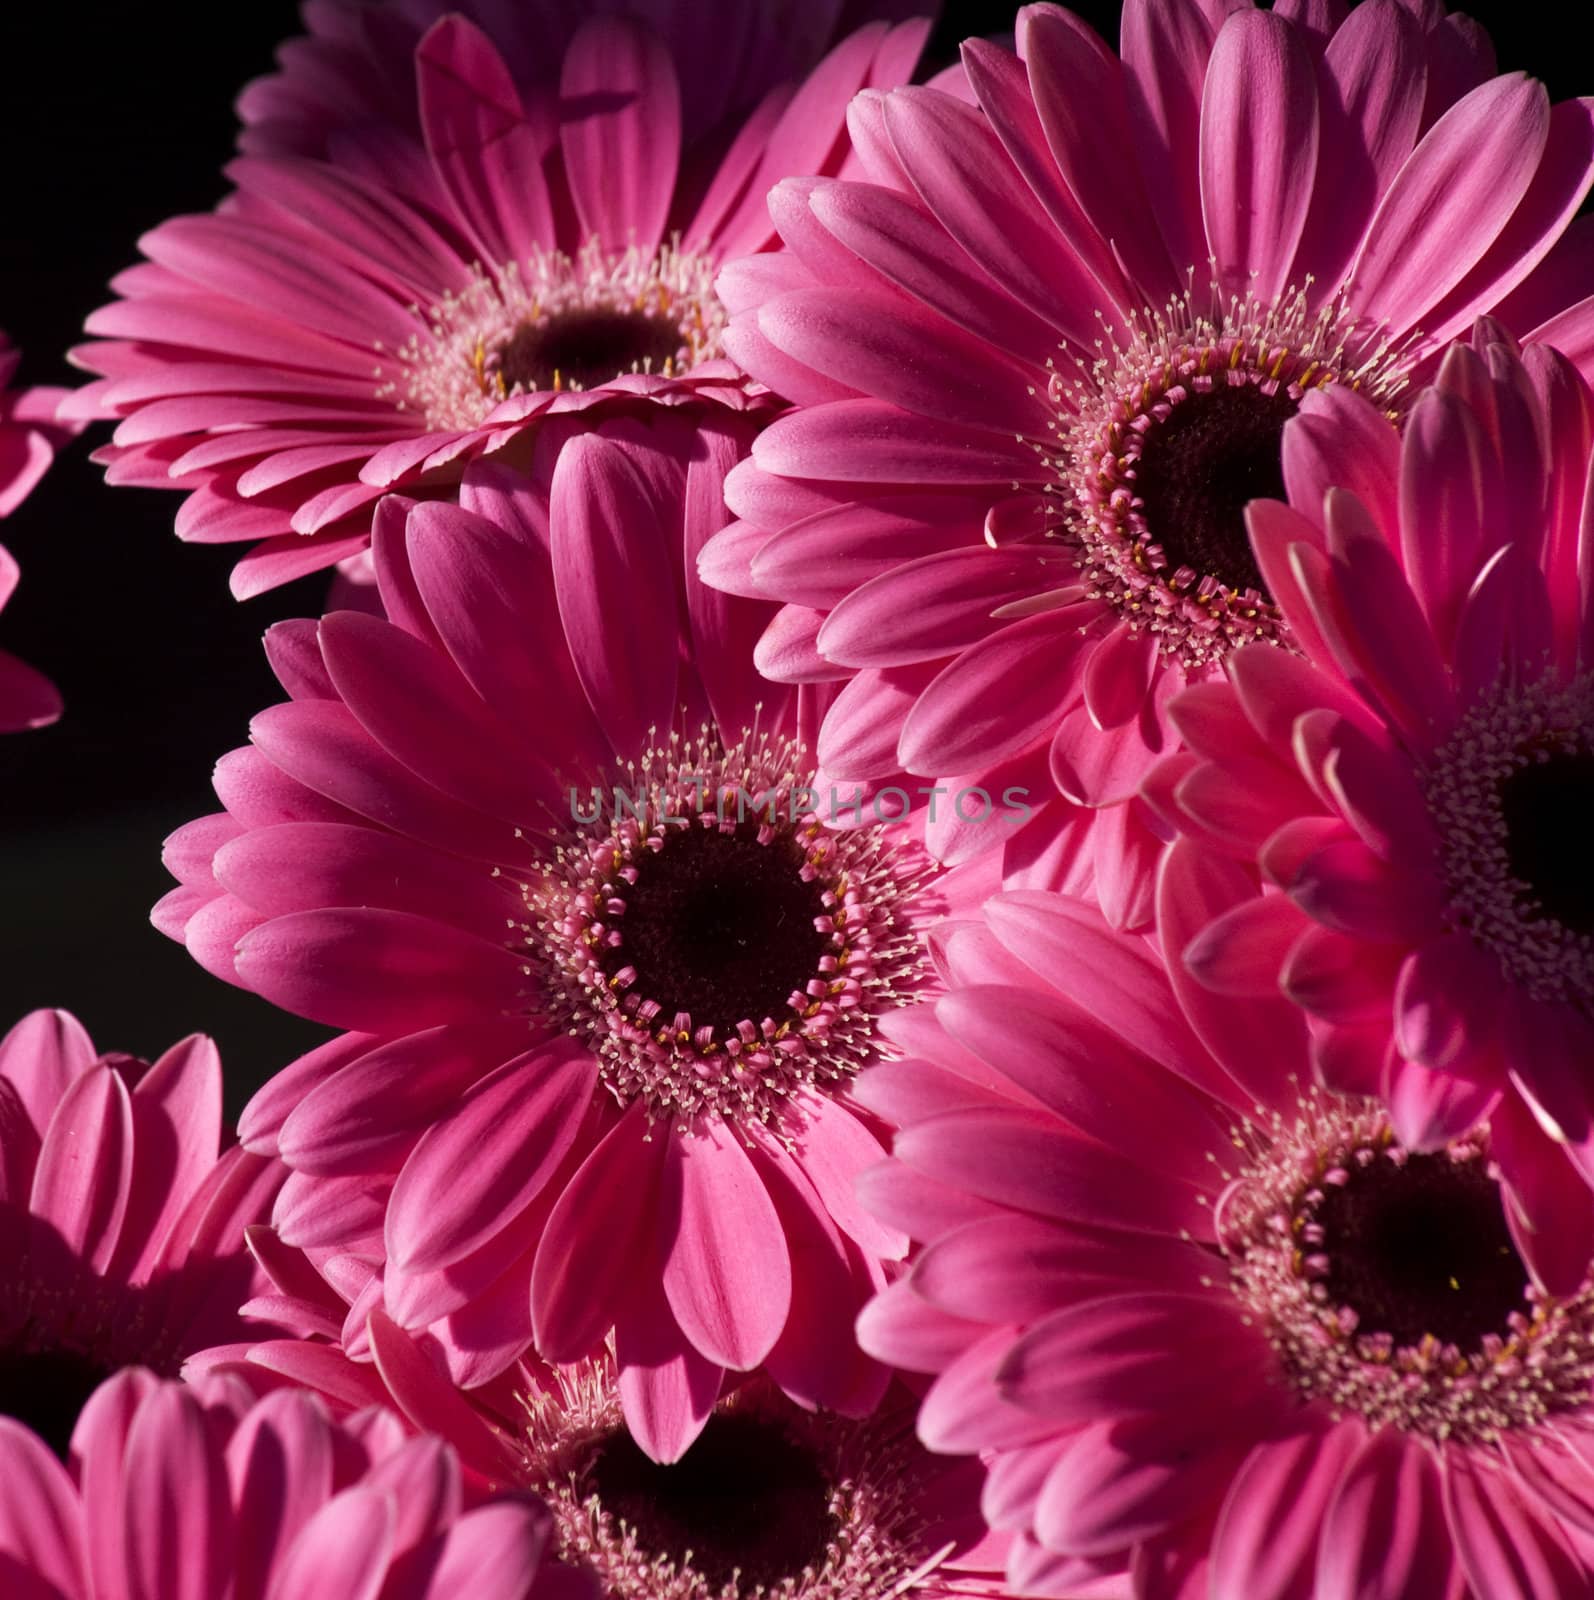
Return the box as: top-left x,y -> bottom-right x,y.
387,1042 -> 596,1274
661,1120 -> 793,1371
531,1102 -> 665,1361
123,1385 -> 233,1600
0,1419 -> 87,1598
30,1063 -> 134,1276
1443,1456 -> 1584,1600
264,1486 -> 394,1600
1199,11 -> 1318,300
558,16 -> 680,251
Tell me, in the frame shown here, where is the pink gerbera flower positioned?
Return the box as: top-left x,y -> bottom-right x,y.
156,420 -> 992,1461
196,1229 -> 1024,1600
2,330 -> 83,729
67,2 -> 933,597
0,1009 -> 286,1460
1150,321 -> 1594,1235
0,1367 -> 585,1600
700,0 -> 1594,927
855,870 -> 1594,1597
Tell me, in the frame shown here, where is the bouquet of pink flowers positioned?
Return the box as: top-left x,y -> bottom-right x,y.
4,2 -> 1594,1595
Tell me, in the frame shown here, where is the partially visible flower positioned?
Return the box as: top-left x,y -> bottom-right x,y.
1149,322 -> 1594,1238
155,421 -> 995,1459
197,1225 -> 1025,1600
0,1009 -> 285,1460
2,329 -> 83,729
68,4 -> 933,596
855,877 -> 1594,1597
0,1367 -> 586,1600
700,0 -> 1594,926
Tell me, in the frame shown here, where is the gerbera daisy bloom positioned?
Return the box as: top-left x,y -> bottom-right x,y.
66,2 -> 934,597
0,1009 -> 286,1460
193,1225 -> 1025,1600
156,420 -> 995,1459
1149,322 -> 1594,1227
0,1366 -> 584,1600
856,867 -> 1594,1597
2,330 -> 83,729
699,0 -> 1594,926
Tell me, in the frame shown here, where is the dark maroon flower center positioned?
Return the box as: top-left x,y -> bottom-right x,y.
589,1412 -> 839,1589
1134,385 -> 1296,596
601,820 -> 829,1033
1310,1150 -> 1530,1351
495,309 -> 686,393
0,1345 -> 114,1460
1500,749 -> 1594,936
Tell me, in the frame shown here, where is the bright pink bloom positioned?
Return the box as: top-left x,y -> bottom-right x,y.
701,0 -> 1594,928
157,422 -> 993,1460
195,1228 -> 1022,1600
855,874 -> 1594,1597
1150,321 -> 1594,1239
0,1367 -> 584,1600
68,3 -> 933,597
1,330 -> 82,729
0,1010 -> 286,1460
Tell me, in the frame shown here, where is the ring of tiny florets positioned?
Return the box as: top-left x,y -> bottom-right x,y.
517,729 -> 932,1135
1040,276 -> 1412,671
1218,1090 -> 1594,1446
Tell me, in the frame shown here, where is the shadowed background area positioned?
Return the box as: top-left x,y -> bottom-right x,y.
0,0 -> 1575,1113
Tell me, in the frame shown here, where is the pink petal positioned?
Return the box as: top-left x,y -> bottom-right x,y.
1281,384 -> 1401,539
0,1008 -> 96,1140
1442,1456 -> 1583,1600
531,1102 -> 665,1361
661,1120 -> 792,1371
0,1419 -> 87,1598
558,16 -> 680,251
935,984 -> 1233,1185
751,397 -> 1037,485
276,1019 -> 527,1175
911,1213 -> 1212,1325
758,286 -> 1049,437
318,611 -> 556,827
387,1042 -> 596,1274
264,1486 -> 394,1600
996,1292 -> 1269,1423
124,1385 -> 233,1600
817,546 -> 1052,668
1199,11 -> 1319,301
1382,1056 -> 1498,1152
987,888 -> 1239,1109
1182,892 -> 1305,995
1347,73 -> 1550,333
235,908 -> 525,1033
783,1087 -> 906,1261
549,432 -> 682,754
895,1107 -> 1213,1240
1392,933 -> 1500,1070
1316,1429 -> 1457,1600
1119,0 -> 1223,273
1082,622 -> 1157,731
366,1311 -> 521,1480
748,1139 -> 888,1419
406,1500 -> 557,1600
899,611 -> 1093,773
30,1063 -> 134,1275
1157,841 -> 1311,1110
881,87 -> 1103,344
414,17 -> 552,270
1021,8 -> 1176,301
1211,1423 -> 1365,1600
615,1273 -> 723,1465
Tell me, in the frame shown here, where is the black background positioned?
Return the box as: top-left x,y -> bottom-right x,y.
0,0 -> 1576,1111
